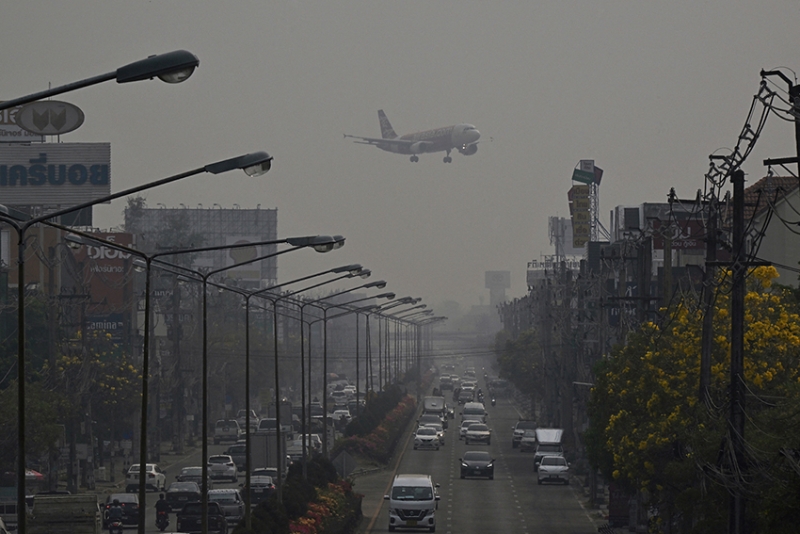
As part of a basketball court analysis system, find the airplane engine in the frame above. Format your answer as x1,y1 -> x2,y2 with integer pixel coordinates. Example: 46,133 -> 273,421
409,142 -> 429,154
459,144 -> 478,156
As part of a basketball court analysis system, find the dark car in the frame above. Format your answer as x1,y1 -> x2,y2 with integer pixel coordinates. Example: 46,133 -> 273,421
165,481 -> 201,511
225,443 -> 247,472
242,475 -> 276,505
176,501 -> 227,534
175,466 -> 213,489
460,450 -> 495,479
103,493 -> 139,527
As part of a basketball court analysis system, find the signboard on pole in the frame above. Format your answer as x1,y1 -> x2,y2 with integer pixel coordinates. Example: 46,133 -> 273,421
569,185 -> 591,247
0,103 -> 44,143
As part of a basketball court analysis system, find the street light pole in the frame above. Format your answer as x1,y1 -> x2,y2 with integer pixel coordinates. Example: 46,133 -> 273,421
0,150 -> 272,534
0,50 -> 199,111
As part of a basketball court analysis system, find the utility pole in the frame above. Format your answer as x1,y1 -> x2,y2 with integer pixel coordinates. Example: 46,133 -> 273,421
729,169 -> 746,534
700,193 -> 717,404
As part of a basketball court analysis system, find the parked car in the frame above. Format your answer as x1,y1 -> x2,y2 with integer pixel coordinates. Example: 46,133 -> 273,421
208,488 -> 244,525
103,493 -> 139,527
413,426 -> 440,450
125,463 -> 166,492
214,419 -> 243,445
460,451 -> 495,479
464,423 -> 492,445
537,455 -> 570,485
165,481 -> 201,511
208,455 -> 238,482
176,501 -> 227,534
511,420 -> 537,448
176,466 -> 214,489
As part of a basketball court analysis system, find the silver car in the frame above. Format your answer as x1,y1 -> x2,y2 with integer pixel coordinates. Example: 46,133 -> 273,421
537,455 -> 570,485
207,455 -> 238,482
207,488 -> 244,525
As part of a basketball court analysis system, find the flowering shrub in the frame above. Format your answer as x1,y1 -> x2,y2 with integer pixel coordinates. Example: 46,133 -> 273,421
333,395 -> 417,464
288,480 -> 361,534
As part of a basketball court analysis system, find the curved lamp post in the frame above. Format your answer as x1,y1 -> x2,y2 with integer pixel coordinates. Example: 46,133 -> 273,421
299,282 -> 388,456
0,50 -> 199,111
0,149 -> 272,534
62,229 -> 334,534
205,262 -> 362,520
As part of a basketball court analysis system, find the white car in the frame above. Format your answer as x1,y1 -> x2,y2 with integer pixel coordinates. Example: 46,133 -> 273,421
464,423 -> 492,445
207,454 -> 238,482
421,422 -> 445,445
125,463 -> 166,492
413,426 -> 440,450
332,409 -> 352,425
537,455 -> 570,485
459,419 -> 482,440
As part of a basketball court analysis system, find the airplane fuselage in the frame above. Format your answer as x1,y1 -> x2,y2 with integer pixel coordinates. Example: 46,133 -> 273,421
345,111 -> 481,162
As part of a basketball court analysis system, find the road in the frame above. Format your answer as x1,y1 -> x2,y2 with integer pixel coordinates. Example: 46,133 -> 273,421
365,355 -> 599,534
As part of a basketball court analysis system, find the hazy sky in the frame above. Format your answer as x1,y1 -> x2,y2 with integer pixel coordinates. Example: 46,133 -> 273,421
3,1 -> 800,310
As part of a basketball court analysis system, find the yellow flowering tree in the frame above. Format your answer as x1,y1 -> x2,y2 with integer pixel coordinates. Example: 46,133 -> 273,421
587,267 -> 800,533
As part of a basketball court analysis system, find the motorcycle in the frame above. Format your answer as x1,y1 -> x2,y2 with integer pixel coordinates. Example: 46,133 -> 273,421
491,397 -> 496,407
156,511 -> 170,532
108,518 -> 124,534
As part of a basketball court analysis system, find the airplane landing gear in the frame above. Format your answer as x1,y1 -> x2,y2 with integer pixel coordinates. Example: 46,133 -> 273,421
410,155 -> 419,162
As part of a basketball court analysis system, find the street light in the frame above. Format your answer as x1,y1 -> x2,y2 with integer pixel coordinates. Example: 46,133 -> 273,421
202,263 -> 362,515
0,50 -> 199,111
0,150 -> 272,534
60,229 -> 337,534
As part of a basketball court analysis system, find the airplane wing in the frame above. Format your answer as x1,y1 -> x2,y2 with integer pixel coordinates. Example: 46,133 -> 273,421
343,134 -> 417,147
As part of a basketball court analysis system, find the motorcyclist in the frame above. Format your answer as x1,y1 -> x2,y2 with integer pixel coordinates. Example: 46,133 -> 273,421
107,499 -> 124,533
155,493 -> 171,514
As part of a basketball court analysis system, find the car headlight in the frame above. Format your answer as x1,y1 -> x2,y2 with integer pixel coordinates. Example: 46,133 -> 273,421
486,463 -> 493,468
461,462 -> 468,468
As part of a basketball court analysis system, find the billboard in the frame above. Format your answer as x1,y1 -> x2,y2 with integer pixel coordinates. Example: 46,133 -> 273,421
0,142 -> 111,205
225,236 -> 264,282
0,103 -> 44,143
568,185 -> 591,247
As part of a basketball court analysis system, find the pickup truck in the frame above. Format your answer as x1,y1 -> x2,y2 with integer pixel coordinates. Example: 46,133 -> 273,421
176,501 -> 227,534
28,494 -> 101,534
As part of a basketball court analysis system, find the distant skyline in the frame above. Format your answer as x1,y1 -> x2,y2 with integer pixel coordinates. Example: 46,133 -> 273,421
3,1 -> 800,310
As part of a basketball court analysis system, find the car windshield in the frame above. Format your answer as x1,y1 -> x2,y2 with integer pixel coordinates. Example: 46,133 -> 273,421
463,451 -> 490,461
209,492 -> 237,502
391,486 -> 433,501
168,482 -> 198,492
209,456 -> 231,464
541,457 -> 567,466
523,429 -> 536,437
469,424 -> 488,431
181,467 -> 202,477
107,494 -> 137,503
538,444 -> 562,453
461,420 -> 479,428
518,421 -> 537,430
417,427 -> 436,435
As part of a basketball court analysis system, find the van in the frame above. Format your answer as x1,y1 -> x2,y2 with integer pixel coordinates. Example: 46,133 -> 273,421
461,402 -> 487,423
213,419 -> 242,444
383,474 -> 440,532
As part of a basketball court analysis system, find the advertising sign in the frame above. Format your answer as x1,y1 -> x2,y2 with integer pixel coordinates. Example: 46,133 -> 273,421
15,100 -> 85,135
569,185 -> 591,247
71,232 -> 134,313
0,142 -> 110,205
0,103 -> 44,143
225,236 -> 264,282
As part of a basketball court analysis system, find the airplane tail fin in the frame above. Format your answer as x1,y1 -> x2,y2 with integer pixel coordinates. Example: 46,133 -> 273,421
378,110 -> 398,139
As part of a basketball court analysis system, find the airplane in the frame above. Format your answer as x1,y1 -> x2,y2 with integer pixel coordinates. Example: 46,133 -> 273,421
344,110 -> 481,163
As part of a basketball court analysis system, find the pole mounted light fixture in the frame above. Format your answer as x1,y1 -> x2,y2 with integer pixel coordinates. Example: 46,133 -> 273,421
0,49 -> 200,111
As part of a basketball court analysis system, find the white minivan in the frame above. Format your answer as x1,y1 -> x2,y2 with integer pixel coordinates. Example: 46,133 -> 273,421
384,474 -> 440,532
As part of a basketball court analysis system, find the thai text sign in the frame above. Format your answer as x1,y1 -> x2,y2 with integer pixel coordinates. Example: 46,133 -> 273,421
0,142 -> 111,205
